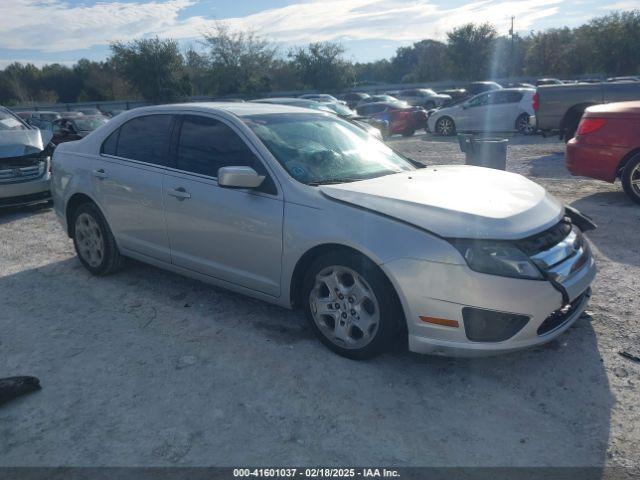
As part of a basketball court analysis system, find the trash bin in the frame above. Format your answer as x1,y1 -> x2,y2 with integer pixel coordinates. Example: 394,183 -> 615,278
457,134 -> 508,170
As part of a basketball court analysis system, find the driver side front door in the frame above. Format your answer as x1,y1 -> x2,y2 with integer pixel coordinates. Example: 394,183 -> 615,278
163,114 -> 284,297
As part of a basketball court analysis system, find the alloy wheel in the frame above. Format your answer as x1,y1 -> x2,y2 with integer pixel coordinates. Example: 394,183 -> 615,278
631,163 -> 640,196
437,117 -> 454,136
75,213 -> 105,268
309,266 -> 380,349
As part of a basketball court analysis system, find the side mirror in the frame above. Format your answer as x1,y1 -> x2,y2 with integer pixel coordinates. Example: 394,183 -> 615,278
218,166 -> 265,189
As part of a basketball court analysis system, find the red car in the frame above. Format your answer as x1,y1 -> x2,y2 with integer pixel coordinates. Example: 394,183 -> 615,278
355,102 -> 428,138
566,101 -> 640,204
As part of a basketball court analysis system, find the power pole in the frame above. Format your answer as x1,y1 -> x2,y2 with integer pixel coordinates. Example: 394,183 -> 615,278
509,16 -> 515,77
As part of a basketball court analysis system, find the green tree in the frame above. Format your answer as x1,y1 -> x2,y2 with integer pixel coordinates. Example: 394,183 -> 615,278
110,37 -> 190,102
447,23 -> 497,80
290,42 -> 354,90
202,24 -> 278,95
391,40 -> 449,82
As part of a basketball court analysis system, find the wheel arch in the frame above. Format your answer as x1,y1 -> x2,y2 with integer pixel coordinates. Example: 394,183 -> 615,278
65,192 -> 100,237
617,148 -> 640,178
560,103 -> 595,133
289,243 -> 406,325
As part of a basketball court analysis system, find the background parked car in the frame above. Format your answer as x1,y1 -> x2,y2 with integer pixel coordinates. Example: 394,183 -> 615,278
50,115 -> 109,145
356,102 -> 428,137
566,101 -> 640,204
465,81 -> 503,96
394,88 -> 451,109
253,98 -> 382,139
299,94 -> 345,105
0,106 -> 52,208
428,88 -> 535,136
606,76 -> 640,83
356,94 -> 403,106
533,80 -> 640,141
536,78 -> 564,86
339,92 -> 370,109
75,108 -> 105,117
15,111 -> 61,129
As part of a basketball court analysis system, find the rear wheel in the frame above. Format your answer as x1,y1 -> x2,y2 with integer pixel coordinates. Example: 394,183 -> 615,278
302,251 -> 402,359
621,153 -> 640,205
516,113 -> 533,134
72,203 -> 123,275
435,116 -> 456,136
401,127 -> 415,137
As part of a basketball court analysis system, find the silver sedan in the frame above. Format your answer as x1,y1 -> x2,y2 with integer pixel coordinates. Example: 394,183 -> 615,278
52,103 -> 596,359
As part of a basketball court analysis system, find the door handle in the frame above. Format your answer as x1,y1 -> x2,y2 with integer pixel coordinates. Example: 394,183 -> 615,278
93,168 -> 108,179
168,187 -> 191,200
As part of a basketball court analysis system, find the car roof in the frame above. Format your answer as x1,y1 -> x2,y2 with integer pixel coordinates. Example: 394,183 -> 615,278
127,102 -> 329,117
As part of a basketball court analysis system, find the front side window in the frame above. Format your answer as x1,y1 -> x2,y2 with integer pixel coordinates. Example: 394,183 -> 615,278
102,114 -> 173,165
244,113 -> 413,185
176,115 -> 262,177
467,93 -> 490,107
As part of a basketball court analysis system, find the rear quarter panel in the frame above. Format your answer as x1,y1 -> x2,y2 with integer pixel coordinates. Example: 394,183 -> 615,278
51,141 -> 97,229
537,84 -> 603,131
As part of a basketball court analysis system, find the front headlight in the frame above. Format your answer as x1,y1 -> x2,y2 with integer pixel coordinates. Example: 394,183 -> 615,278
450,240 -> 543,280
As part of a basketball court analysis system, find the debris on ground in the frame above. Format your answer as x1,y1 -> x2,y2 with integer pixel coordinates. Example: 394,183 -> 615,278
0,376 -> 41,406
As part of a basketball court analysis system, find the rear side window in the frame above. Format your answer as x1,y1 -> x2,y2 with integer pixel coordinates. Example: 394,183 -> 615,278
101,130 -> 118,155
176,115 -> 262,177
101,114 -> 174,166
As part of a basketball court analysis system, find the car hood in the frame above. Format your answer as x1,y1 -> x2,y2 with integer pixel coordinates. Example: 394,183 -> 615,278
320,166 -> 563,240
0,129 -> 52,159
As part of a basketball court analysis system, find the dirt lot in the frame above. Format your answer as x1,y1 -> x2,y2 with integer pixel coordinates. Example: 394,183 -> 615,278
0,134 -> 638,467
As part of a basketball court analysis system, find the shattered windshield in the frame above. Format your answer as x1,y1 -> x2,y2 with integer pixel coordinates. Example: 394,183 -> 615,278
244,113 -> 413,185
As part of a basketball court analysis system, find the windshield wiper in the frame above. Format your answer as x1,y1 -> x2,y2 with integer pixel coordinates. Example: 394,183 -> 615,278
308,177 -> 363,186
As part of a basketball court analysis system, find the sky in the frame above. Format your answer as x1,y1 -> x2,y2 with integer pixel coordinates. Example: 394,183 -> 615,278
0,0 -> 637,68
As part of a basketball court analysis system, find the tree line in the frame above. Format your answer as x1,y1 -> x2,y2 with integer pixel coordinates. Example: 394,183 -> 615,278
1,10 -> 638,106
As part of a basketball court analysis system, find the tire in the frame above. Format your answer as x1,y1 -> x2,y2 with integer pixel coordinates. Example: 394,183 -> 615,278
435,116 -> 456,136
401,127 -> 415,137
71,202 -> 123,275
561,109 -> 584,143
621,153 -> 640,205
301,251 -> 403,360
515,113 -> 533,135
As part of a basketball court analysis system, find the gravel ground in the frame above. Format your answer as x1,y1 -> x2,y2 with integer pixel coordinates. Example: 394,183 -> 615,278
0,133 -> 638,468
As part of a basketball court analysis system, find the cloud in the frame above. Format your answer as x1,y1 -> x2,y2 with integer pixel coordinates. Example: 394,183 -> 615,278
0,0 -> 564,54
0,0 -> 193,52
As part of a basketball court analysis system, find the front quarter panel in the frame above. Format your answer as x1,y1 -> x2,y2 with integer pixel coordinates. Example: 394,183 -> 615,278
280,191 -> 464,307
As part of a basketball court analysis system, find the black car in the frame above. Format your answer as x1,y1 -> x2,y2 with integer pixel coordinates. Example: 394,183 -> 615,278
340,92 -> 370,109
51,116 -> 108,145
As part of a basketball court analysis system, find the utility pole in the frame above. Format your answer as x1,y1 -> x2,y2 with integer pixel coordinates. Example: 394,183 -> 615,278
509,16 -> 515,77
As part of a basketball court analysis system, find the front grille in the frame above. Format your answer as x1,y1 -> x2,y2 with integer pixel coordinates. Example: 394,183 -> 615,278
537,289 -> 589,336
516,219 -> 572,256
0,160 -> 46,184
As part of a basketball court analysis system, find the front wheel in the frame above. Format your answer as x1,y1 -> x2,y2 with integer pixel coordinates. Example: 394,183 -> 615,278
302,251 -> 402,359
72,203 -> 123,275
621,153 -> 640,205
435,116 -> 456,136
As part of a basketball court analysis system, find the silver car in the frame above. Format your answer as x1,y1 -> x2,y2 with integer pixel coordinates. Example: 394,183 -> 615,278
0,107 -> 52,208
52,103 -> 596,359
